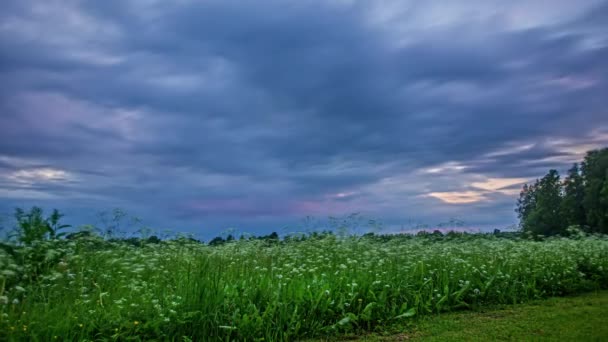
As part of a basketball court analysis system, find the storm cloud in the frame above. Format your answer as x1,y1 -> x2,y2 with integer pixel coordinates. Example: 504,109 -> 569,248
1,0 -> 607,238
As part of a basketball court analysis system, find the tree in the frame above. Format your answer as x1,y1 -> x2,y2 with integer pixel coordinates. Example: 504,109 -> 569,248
581,148 -> 608,233
208,236 -> 225,246
515,146 -> 608,236
517,170 -> 564,236
516,183 -> 538,227
560,163 -> 587,228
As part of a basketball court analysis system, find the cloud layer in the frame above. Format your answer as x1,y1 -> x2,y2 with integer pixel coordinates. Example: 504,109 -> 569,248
1,0 -> 607,237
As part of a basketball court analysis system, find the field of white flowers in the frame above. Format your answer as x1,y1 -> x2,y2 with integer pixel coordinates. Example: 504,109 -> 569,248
1,234 -> 608,341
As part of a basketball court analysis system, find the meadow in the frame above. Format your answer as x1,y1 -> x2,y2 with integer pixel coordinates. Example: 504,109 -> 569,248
1,232 -> 608,341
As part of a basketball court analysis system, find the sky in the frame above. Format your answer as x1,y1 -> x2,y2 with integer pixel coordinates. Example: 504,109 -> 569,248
1,0 -> 607,239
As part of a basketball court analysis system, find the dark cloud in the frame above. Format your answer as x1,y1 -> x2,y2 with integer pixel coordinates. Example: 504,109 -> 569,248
0,0 -> 607,238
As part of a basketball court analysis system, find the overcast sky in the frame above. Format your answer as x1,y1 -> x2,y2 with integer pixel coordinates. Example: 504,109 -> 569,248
1,0 -> 607,238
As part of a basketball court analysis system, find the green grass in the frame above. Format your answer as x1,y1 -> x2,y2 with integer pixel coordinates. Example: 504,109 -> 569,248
1,234 -> 608,341
353,290 -> 608,341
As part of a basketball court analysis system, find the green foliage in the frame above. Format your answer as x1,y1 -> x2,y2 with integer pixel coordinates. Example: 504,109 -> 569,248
516,183 -> 536,226
582,147 -> 608,233
517,170 -> 563,236
12,207 -> 70,245
1,234 -> 607,341
516,146 -> 608,236
561,163 -> 587,228
208,231 -> 281,246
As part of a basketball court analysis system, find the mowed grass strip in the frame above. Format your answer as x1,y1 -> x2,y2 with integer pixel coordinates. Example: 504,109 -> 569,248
352,290 -> 608,341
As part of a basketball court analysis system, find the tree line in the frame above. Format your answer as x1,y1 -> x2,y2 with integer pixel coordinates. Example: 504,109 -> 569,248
516,147 -> 608,236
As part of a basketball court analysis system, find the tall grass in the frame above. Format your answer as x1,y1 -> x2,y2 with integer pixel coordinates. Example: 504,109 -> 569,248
1,234 -> 607,341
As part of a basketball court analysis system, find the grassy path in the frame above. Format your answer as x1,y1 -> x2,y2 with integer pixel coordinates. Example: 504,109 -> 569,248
352,290 -> 608,341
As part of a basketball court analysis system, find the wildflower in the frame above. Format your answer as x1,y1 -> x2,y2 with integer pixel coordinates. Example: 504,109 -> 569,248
14,286 -> 26,292
12,298 -> 19,305
0,296 -> 8,305
134,321 -> 140,325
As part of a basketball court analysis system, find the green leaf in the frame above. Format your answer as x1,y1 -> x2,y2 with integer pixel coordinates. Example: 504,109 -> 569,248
393,307 -> 416,319
361,302 -> 375,321
219,325 -> 237,330
337,316 -> 351,326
